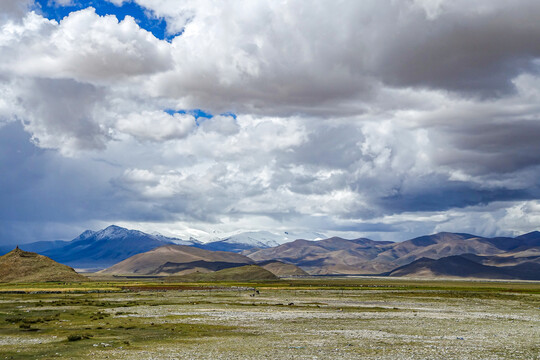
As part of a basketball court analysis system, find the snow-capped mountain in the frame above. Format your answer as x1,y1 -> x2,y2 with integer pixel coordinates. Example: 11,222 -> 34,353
39,225 -> 198,268
196,230 -> 326,253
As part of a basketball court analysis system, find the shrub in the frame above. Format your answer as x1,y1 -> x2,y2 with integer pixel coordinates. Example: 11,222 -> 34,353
67,334 -> 93,341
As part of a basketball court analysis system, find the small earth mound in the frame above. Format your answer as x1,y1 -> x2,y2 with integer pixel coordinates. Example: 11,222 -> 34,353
167,265 -> 278,282
258,260 -> 309,277
0,247 -> 88,283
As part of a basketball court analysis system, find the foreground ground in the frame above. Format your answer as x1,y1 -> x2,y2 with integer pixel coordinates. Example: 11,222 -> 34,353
0,277 -> 539,359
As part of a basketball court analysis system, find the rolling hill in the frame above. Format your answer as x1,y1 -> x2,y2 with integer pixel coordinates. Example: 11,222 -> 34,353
387,254 -> 540,280
245,237 -> 395,274
245,232 -> 540,275
0,247 -> 87,283
100,245 -> 254,275
150,260 -> 250,276
167,265 -> 278,282
258,260 -> 309,277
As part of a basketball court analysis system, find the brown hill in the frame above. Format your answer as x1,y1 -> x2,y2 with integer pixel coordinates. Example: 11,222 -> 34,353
245,237 -> 394,274
387,254 -> 540,280
258,260 -> 309,277
100,245 -> 254,275
151,260 -> 250,276
167,265 -> 278,282
245,232 -> 540,275
0,247 -> 87,283
372,233 -> 505,267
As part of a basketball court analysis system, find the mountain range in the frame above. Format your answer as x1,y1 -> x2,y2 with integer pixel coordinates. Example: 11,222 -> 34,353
0,226 -> 324,268
15,225 -> 199,269
193,230 -> 326,252
244,231 -> 540,275
1,225 -> 540,280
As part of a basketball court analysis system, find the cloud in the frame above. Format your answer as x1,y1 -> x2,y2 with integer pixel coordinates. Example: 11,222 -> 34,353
117,111 -> 196,141
0,0 -> 32,21
372,1 -> 540,96
13,78 -> 108,155
1,1 -> 540,243
0,8 -> 172,83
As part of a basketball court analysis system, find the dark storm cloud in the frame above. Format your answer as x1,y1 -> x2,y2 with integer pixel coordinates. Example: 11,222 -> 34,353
375,2 -> 540,96
377,176 -> 533,214
0,122 -> 176,243
433,119 -> 540,174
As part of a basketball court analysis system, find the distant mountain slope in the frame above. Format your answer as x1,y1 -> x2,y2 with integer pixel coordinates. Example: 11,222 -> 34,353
101,245 -> 254,275
0,247 -> 87,283
258,260 -> 309,277
196,230 -> 326,253
151,260 -> 251,276
372,232 -> 508,267
245,232 -> 540,275
460,252 -> 540,267
19,240 -> 71,254
167,265 -> 278,282
387,254 -> 540,280
1,240 -> 70,256
41,225 -> 197,268
246,237 -> 395,274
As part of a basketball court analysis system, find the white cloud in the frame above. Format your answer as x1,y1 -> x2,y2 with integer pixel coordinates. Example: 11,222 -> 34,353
2,1 -> 540,242
117,111 -> 196,141
0,8 -> 172,83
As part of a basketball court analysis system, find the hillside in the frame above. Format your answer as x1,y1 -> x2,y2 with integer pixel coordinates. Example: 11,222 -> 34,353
150,260 -> 250,276
387,254 -> 540,280
0,247 -> 87,283
245,232 -> 540,275
372,232 -> 505,267
167,265 -> 278,282
245,237 -> 396,274
101,245 -> 254,275
258,260 -> 309,277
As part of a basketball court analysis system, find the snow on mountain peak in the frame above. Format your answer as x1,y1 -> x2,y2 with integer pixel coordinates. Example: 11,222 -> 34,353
216,230 -> 327,248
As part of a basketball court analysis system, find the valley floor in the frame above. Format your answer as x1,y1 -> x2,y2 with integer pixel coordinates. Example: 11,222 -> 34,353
0,278 -> 539,359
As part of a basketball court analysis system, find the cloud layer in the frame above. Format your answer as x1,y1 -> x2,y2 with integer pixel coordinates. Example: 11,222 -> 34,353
1,0 -> 540,243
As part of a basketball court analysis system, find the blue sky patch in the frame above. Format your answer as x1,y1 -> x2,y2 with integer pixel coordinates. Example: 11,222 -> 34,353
32,0 -> 175,40
165,109 -> 214,120
165,109 -> 238,126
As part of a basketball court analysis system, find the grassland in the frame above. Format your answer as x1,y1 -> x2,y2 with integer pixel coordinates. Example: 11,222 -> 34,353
0,277 -> 539,359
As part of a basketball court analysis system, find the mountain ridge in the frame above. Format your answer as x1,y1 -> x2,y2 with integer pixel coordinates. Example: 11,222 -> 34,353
245,231 -> 540,275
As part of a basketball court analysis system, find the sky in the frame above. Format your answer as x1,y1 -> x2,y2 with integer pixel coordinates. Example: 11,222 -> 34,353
1,0 -> 540,244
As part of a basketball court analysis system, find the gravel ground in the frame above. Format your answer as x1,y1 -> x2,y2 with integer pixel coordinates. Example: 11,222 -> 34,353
95,290 -> 540,360
2,286 -> 539,359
